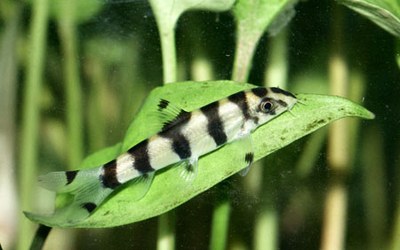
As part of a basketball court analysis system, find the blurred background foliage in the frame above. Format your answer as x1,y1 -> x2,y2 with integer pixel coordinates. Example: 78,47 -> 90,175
1,0 -> 400,249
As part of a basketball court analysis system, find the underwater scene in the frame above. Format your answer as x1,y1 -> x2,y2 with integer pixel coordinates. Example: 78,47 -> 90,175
0,0 -> 399,249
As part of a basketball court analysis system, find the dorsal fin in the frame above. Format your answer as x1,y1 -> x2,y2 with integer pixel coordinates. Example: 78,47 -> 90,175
157,99 -> 191,132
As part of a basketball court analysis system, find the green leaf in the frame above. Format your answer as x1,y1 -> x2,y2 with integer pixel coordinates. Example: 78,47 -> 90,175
25,80 -> 374,228
149,0 -> 236,29
233,0 -> 296,36
338,0 -> 400,38
231,0 -> 297,81
148,0 -> 236,82
50,0 -> 103,24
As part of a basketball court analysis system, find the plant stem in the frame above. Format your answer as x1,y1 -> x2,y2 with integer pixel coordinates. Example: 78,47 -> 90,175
0,1 -> 21,248
157,212 -> 176,250
390,195 -> 400,250
17,0 -> 49,249
321,6 -> 349,250
159,26 -> 177,83
361,126 -> 386,250
232,27 -> 261,82
58,1 -> 83,169
264,29 -> 288,88
254,200 -> 278,250
210,198 -> 231,250
253,28 -> 289,250
29,224 -> 51,250
149,1 -> 178,249
148,0 -> 178,84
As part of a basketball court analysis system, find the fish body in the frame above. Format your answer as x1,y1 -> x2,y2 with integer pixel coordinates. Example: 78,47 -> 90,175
39,87 -> 297,222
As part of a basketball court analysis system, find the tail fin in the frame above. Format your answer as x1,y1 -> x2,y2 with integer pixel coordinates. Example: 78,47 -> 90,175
38,167 -> 113,223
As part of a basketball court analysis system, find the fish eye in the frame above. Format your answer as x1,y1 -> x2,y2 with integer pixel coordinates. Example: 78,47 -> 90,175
260,100 -> 274,113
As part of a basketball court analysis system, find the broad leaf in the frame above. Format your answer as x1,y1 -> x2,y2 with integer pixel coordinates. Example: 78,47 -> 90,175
25,81 -> 374,228
338,0 -> 400,38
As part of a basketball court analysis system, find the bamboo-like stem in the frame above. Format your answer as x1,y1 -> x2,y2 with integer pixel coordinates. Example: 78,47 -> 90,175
254,197 -> 278,250
218,18 -> 262,250
29,224 -> 51,250
361,126 -> 387,250
390,45 -> 400,249
232,26 -> 262,82
148,0 -> 178,84
210,198 -> 231,250
295,128 -> 328,178
0,1 -> 21,248
390,193 -> 400,250
17,0 -> 49,249
87,59 -> 107,152
159,27 -> 177,83
58,1 -> 83,169
157,212 -> 176,250
149,2 -> 178,249
321,7 -> 349,250
321,181 -> 348,250
264,29 -> 288,88
252,29 -> 289,250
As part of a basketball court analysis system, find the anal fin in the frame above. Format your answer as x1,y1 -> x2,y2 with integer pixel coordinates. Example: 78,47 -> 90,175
129,172 -> 155,200
236,135 -> 255,177
240,152 -> 254,176
178,157 -> 199,182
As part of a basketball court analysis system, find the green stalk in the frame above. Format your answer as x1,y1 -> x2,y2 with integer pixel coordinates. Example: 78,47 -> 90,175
0,1 -> 21,249
295,128 -> 328,178
264,29 -> 288,88
17,0 -> 49,249
390,191 -> 400,250
158,26 -> 177,83
148,1 -> 178,248
149,0 -> 177,84
157,211 -> 176,250
361,126 -> 386,250
254,192 -> 278,250
29,225 -> 51,250
58,1 -> 83,169
231,26 -> 262,82
87,58 -> 106,151
321,7 -> 349,250
252,28 -> 289,250
209,198 -> 231,250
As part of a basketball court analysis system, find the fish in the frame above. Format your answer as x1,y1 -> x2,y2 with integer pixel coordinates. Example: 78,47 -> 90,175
38,86 -> 297,222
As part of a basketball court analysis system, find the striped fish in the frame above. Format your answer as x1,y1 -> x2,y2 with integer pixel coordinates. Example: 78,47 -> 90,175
39,87 -> 297,222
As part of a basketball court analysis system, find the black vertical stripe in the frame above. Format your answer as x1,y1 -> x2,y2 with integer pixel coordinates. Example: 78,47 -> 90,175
128,139 -> 155,173
228,91 -> 251,120
159,128 -> 192,160
171,133 -> 191,159
65,170 -> 78,185
101,159 -> 121,189
251,87 -> 268,97
200,101 -> 227,146
158,108 -> 192,160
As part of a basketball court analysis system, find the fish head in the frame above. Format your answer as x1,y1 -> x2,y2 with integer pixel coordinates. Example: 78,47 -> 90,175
247,87 -> 297,126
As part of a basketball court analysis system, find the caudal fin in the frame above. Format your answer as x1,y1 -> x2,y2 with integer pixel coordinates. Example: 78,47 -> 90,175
38,167 -> 113,223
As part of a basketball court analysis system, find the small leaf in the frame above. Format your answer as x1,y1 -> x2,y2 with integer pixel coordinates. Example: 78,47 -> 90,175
149,0 -> 236,30
25,81 -> 374,228
233,0 -> 297,36
338,0 -> 400,38
50,0 -> 103,24
231,0 -> 298,81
